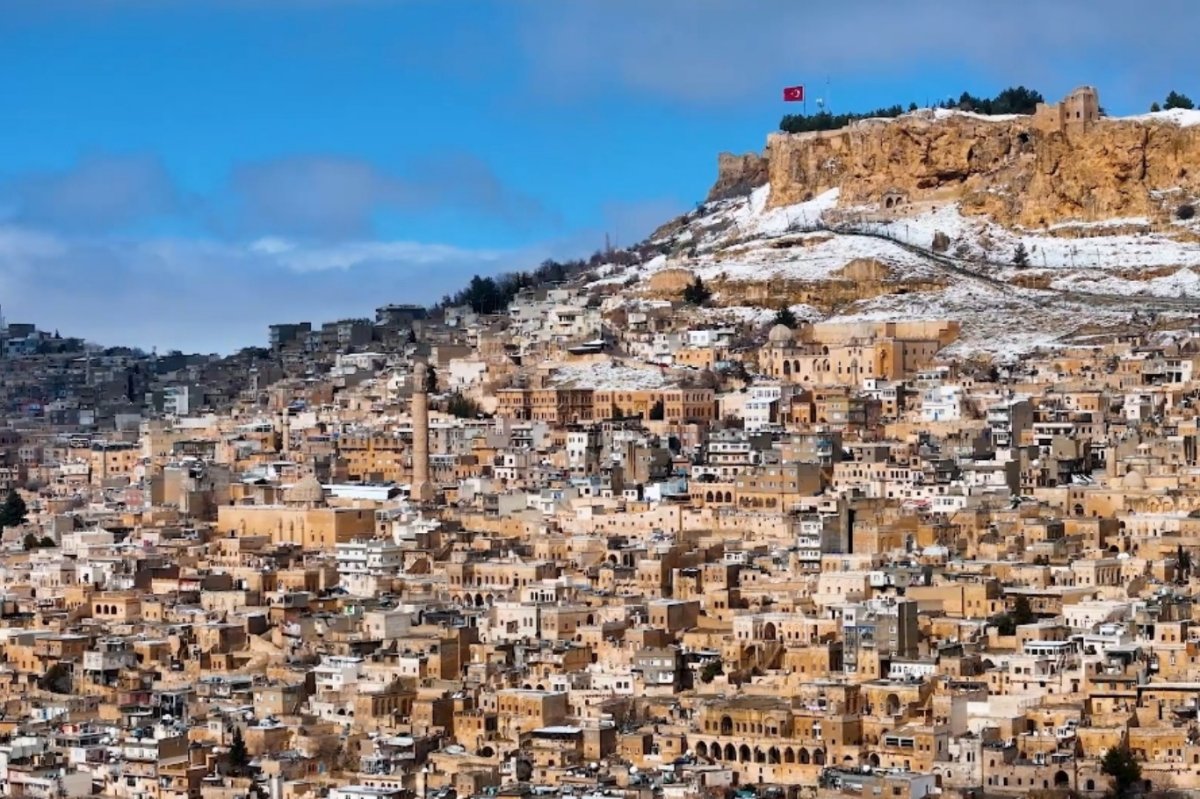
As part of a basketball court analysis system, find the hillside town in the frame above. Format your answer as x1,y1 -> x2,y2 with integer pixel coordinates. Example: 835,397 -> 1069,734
3,251 -> 1200,799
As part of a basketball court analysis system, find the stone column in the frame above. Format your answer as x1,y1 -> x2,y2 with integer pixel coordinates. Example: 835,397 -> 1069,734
411,362 -> 433,503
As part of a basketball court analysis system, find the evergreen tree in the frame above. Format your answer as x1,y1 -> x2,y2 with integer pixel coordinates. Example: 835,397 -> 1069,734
0,490 -> 27,528
424,365 -> 438,394
1013,242 -> 1029,268
446,393 -> 482,419
989,613 -> 1016,636
781,86 -> 1043,134
1178,544 -> 1193,580
773,306 -> 798,328
38,662 -> 72,694
22,533 -> 37,551
1165,91 -> 1196,110
1012,595 -> 1035,626
1101,744 -> 1142,799
1150,101 -> 1162,113
229,726 -> 249,773
682,276 -> 712,306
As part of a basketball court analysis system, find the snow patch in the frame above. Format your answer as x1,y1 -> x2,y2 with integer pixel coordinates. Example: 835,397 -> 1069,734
1119,108 -> 1200,127
931,108 -> 1023,123
1052,267 -> 1200,299
550,361 -> 674,391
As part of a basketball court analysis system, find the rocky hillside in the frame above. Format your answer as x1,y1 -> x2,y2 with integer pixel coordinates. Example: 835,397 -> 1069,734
593,96 -> 1200,361
723,105 -> 1200,228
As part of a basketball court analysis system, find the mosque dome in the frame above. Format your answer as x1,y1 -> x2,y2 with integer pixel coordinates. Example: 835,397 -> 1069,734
286,474 -> 326,506
768,323 -> 794,345
1122,469 -> 1146,490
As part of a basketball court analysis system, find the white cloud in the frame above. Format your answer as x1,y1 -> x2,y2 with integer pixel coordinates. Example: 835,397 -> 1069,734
225,153 -> 554,239
0,154 -> 180,231
254,239 -> 509,273
0,225 -> 546,353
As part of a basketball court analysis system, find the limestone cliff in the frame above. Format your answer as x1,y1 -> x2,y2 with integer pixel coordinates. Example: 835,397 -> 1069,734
754,110 -> 1200,227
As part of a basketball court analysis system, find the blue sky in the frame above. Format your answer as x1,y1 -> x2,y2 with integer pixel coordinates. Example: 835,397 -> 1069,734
0,0 -> 1195,353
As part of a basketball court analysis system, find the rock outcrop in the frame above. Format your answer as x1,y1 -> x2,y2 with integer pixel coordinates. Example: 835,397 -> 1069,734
750,106 -> 1200,228
707,151 -> 769,201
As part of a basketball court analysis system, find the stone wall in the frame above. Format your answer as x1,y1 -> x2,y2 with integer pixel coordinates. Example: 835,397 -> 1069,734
707,151 -> 769,201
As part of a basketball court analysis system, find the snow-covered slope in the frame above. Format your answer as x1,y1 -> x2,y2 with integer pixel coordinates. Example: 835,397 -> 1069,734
588,184 -> 1200,360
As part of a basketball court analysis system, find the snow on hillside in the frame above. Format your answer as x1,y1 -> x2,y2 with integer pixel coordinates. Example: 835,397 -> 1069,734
1120,108 -> 1200,127
729,185 -> 840,238
621,189 -> 942,286
550,361 -> 673,390
703,304 -> 821,326
930,108 -> 1022,123
828,279 -> 1132,360
870,203 -> 1200,275
626,190 -> 1200,292
694,234 -> 941,284
585,175 -> 1200,358
1051,267 -> 1200,298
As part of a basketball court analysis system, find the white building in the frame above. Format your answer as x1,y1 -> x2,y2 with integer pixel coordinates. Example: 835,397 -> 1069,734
313,655 -> 363,693
335,539 -> 406,576
920,385 -> 963,423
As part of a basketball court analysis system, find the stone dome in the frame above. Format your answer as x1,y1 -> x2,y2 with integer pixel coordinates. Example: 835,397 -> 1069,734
1122,469 -> 1146,490
767,323 -> 794,344
286,474 -> 326,506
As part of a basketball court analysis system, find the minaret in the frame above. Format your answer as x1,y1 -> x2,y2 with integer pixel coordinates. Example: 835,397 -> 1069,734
411,362 -> 433,503
280,411 -> 291,459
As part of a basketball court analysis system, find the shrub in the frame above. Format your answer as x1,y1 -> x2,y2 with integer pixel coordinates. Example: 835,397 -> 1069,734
1177,203 -> 1196,221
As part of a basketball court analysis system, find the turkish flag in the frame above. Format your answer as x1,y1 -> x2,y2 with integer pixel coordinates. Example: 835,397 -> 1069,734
783,85 -> 805,102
